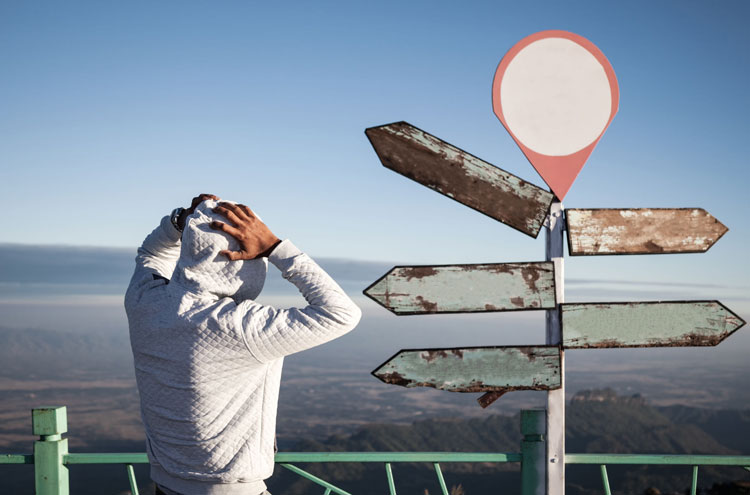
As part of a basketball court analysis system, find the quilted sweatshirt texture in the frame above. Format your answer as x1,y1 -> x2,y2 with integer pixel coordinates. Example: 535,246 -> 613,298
125,203 -> 361,495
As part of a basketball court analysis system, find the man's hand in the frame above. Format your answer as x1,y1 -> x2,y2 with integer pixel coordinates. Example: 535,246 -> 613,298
210,202 -> 281,260
178,193 -> 220,231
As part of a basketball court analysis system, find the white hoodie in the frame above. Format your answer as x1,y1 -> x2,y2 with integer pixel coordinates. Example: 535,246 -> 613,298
125,201 -> 362,495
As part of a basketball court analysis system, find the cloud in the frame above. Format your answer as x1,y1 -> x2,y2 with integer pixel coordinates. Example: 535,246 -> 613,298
0,243 -> 134,285
1,244 -> 747,316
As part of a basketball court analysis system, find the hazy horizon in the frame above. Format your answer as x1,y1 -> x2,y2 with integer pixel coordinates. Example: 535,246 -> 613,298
1,242 -> 747,419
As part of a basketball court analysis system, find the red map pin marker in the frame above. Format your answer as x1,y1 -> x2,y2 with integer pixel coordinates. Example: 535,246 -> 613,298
492,30 -> 619,201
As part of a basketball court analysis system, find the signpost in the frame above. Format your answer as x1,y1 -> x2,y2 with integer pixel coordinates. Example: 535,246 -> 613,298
561,301 -> 745,348
364,262 -> 556,314
363,29 -> 745,495
365,122 -> 554,238
372,346 -> 561,394
566,208 -> 728,255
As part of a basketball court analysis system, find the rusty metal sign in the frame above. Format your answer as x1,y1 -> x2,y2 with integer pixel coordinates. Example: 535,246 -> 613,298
566,208 -> 728,256
364,262 -> 556,315
561,301 -> 746,348
372,345 -> 561,394
365,122 -> 554,238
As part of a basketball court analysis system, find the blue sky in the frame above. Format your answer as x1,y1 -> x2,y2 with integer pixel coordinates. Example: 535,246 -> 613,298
2,1 -> 749,296
1,1 -> 749,419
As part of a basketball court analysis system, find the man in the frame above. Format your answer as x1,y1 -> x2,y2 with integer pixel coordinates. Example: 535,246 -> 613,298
125,194 -> 362,495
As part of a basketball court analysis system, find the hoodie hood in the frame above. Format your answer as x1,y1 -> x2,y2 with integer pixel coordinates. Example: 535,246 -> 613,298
172,199 -> 267,301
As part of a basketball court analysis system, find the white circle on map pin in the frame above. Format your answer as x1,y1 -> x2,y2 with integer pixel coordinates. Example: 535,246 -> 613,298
492,30 -> 619,201
500,37 -> 612,156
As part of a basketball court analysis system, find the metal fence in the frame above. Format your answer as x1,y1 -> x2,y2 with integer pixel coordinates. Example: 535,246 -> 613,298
1,407 -> 748,495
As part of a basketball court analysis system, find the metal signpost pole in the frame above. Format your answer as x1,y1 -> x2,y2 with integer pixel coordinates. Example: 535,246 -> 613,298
521,409 -> 547,495
545,200 -> 565,495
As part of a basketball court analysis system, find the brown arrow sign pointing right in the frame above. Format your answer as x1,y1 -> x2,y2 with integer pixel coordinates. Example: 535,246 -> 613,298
566,208 -> 728,255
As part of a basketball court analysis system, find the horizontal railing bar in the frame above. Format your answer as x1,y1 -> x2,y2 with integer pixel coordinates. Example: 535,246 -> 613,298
60,451 -> 521,465
5,451 -> 746,467
566,454 -> 750,466
65,453 -> 149,464
0,454 -> 34,464
274,452 -> 522,463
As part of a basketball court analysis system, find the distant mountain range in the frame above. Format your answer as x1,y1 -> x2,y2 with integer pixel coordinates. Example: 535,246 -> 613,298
0,326 -> 133,378
0,243 -> 390,297
3,242 -> 747,304
1,378 -> 748,495
267,389 -> 750,495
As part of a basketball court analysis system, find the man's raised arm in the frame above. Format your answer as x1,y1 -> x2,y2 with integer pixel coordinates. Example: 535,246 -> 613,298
211,202 -> 362,362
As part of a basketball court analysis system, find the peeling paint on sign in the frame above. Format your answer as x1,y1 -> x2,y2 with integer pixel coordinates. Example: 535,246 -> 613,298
566,208 -> 728,255
365,122 -> 554,238
372,346 -> 562,392
561,301 -> 746,348
364,262 -> 556,314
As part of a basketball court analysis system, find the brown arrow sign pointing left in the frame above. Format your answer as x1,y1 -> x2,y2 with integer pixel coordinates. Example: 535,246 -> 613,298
365,122 -> 554,238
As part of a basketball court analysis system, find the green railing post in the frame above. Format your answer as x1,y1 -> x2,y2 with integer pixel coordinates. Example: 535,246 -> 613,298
600,465 -> 612,495
33,406 -> 69,495
521,409 -> 546,495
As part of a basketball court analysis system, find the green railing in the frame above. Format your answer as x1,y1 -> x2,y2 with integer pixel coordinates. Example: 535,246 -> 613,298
2,406 -> 748,495
566,454 -> 750,495
5,450 -> 521,495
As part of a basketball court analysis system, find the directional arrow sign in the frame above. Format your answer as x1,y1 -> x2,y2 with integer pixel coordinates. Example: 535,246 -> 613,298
561,301 -> 746,348
365,122 -> 554,238
364,262 -> 556,314
566,208 -> 728,256
372,346 -> 561,393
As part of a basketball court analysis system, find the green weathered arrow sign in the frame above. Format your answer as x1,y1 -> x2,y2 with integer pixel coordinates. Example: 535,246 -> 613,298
364,262 -> 556,315
372,346 -> 562,393
561,301 -> 746,348
365,122 -> 554,238
566,208 -> 728,256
